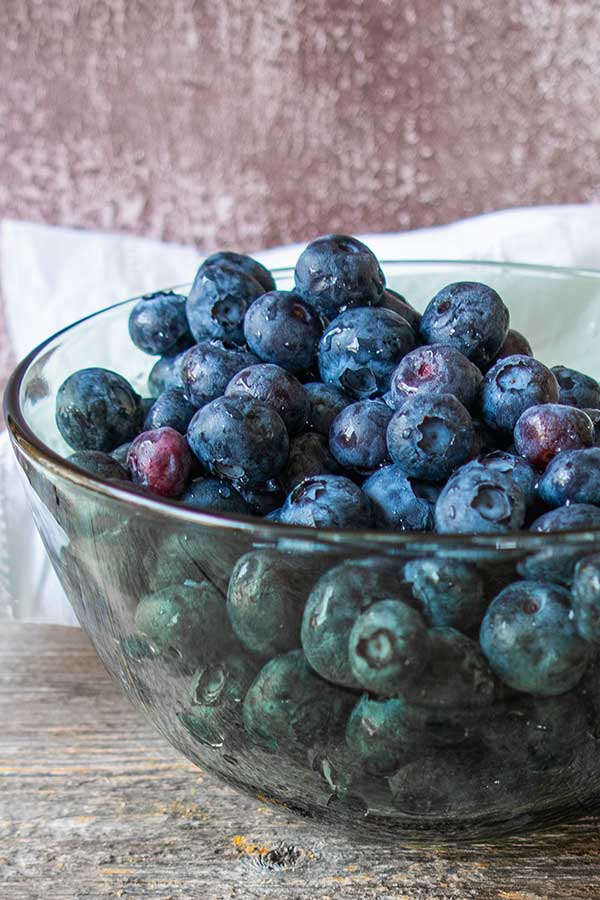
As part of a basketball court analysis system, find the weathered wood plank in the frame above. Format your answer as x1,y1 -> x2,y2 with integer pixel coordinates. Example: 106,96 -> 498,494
1,623 -> 600,899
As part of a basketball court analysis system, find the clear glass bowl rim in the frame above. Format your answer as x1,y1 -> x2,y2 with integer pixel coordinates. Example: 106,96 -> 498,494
6,257 -> 600,554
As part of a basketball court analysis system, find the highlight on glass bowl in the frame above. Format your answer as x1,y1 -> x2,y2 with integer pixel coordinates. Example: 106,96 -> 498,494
6,235 -> 600,841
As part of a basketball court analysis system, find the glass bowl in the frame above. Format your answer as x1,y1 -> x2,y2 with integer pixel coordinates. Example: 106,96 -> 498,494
6,260 -> 600,842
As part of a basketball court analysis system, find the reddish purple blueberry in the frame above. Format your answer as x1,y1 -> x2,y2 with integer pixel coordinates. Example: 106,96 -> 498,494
514,404 -> 594,468
127,427 -> 193,497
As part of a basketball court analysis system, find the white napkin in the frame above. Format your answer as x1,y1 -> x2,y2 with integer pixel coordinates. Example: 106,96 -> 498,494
3,204 -> 600,625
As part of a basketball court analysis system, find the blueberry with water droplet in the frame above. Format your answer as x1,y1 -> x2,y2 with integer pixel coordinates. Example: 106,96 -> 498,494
197,250 -> 275,293
225,363 -> 309,434
243,290 -> 322,373
386,393 -> 475,482
187,395 -> 289,486
186,264 -> 265,344
56,367 -> 143,452
481,355 -> 559,433
304,382 -> 351,435
294,234 -> 385,319
279,474 -> 374,529
129,291 -> 193,356
435,458 -> 527,533
362,465 -> 435,531
181,339 -> 258,407
319,307 -> 415,399
329,399 -> 393,474
144,388 -> 198,433
514,403 -> 594,469
180,477 -> 251,514
420,281 -> 509,368
390,344 -> 482,410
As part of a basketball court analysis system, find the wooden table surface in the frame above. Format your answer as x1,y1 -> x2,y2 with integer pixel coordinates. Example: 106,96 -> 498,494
2,623 -> 600,899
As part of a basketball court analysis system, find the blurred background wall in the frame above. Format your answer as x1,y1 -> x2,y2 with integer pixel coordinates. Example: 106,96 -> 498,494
2,0 -> 600,253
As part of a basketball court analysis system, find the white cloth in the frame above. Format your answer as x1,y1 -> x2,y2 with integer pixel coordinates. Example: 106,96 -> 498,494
2,204 -> 600,624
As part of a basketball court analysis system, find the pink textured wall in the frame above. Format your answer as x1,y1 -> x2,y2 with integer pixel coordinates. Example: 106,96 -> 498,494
2,0 -> 600,254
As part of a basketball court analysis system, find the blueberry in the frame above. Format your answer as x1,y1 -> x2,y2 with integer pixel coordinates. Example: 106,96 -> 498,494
420,282 -> 510,368
180,477 -> 251,515
187,395 -> 289,486
144,388 -> 197,433
186,264 -> 265,344
225,363 -> 309,434
243,649 -> 351,750
345,695 -> 424,774
380,288 -> 422,331
552,365 -> 600,409
520,503 -> 600,586
181,653 -> 259,748
471,450 -> 537,505
390,344 -> 483,410
572,555 -> 600,643
147,527 -> 245,598
481,581 -> 591,695
301,560 -> 412,688
128,291 -> 193,356
279,475 -> 373,529
304,382 -> 351,435
434,459 -> 527,533
294,234 -> 385,319
480,355 -> 559,433
134,580 -> 233,662
386,393 -> 474,482
127,427 -> 193,497
514,404 -> 594,468
243,291 -> 322,373
318,307 -> 415,399
348,600 -> 430,695
197,250 -> 275,293
56,367 -> 143,452
67,450 -> 129,481
148,352 -> 186,396
362,465 -> 434,531
227,550 -> 309,657
538,448 -> 600,508
404,558 -> 487,631
529,502 -> 600,532
181,339 -> 258,407
329,399 -> 393,474
236,480 -> 285,516
282,432 -> 339,493
493,328 -> 533,362
401,626 -> 496,709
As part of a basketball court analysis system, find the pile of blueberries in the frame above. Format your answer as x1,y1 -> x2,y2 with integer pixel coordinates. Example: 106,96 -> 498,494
53,234 -> 600,812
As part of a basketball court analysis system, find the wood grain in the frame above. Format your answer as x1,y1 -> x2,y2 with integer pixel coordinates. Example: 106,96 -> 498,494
1,623 -> 600,899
